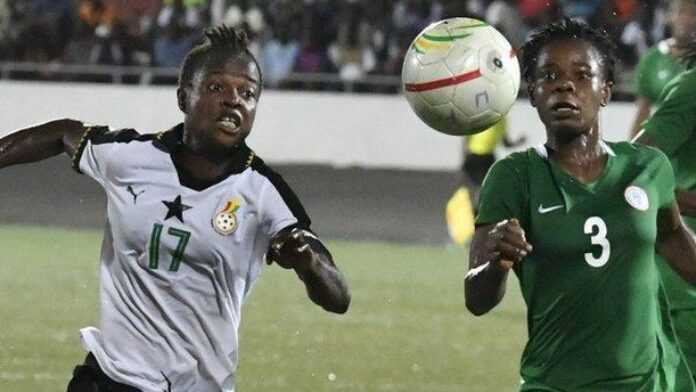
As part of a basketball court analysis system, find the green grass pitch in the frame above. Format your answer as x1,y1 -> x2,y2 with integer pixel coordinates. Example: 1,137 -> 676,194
0,225 -> 526,391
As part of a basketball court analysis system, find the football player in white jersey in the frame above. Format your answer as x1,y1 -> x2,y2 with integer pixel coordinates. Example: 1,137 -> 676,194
0,26 -> 351,392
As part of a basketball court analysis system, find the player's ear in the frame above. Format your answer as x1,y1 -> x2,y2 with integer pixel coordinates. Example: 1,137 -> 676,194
177,87 -> 188,113
527,83 -> 536,107
600,80 -> 613,107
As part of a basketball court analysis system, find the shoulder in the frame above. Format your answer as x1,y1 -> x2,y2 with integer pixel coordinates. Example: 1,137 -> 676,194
637,41 -> 674,69
85,127 -> 162,156
638,45 -> 664,64
248,155 -> 289,188
247,156 -> 311,227
88,127 -> 155,145
491,147 -> 538,173
482,148 -> 536,185
612,141 -> 670,167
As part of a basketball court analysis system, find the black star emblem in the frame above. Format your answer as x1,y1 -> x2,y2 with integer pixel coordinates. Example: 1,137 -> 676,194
162,195 -> 192,223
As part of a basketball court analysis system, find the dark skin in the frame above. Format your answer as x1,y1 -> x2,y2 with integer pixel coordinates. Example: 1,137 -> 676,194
175,52 -> 260,184
465,39 -> 696,316
0,52 -> 350,314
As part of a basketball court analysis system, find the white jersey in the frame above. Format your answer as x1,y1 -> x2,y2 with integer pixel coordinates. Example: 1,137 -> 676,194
73,124 -> 310,392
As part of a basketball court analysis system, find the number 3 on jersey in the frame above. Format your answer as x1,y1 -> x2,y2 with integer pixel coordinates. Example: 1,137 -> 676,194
584,216 -> 611,267
149,223 -> 191,271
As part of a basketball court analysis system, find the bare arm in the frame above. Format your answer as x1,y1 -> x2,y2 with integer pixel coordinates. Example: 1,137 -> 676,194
0,119 -> 86,170
464,219 -> 532,316
268,227 -> 350,314
629,97 -> 652,139
676,190 -> 696,218
657,203 -> 696,285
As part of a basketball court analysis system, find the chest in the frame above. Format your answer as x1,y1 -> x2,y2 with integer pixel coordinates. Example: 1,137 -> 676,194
102,165 -> 265,276
526,174 -> 659,270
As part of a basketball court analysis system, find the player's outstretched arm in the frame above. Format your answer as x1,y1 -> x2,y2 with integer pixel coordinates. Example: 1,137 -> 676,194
268,227 -> 350,314
657,203 -> 696,285
465,219 -> 532,316
0,119 -> 86,170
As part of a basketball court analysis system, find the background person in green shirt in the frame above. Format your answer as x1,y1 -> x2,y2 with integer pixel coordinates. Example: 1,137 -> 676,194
466,18 -> 696,391
629,0 -> 696,138
636,40 -> 696,388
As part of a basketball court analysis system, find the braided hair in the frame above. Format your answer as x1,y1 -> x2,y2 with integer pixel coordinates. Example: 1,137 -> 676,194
179,25 -> 263,89
520,17 -> 617,85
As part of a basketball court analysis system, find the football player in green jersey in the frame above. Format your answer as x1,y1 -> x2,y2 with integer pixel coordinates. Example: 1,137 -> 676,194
629,0 -> 696,138
466,18 -> 696,391
636,40 -> 696,389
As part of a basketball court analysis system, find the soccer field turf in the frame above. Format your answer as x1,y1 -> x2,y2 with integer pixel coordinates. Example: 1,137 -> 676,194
0,225 -> 526,391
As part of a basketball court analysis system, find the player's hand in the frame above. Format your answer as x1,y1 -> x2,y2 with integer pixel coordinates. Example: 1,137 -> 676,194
485,219 -> 532,271
267,228 -> 314,270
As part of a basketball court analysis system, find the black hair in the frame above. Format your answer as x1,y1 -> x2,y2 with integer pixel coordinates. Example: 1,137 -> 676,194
179,25 -> 263,89
520,17 -> 617,84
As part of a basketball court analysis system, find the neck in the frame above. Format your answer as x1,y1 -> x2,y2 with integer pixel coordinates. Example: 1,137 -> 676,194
546,125 -> 607,183
174,143 -> 250,183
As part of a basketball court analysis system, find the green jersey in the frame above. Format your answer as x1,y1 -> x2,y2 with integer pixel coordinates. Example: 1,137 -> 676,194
642,67 -> 696,380
476,142 -> 685,391
643,67 -> 696,228
635,39 -> 684,104
643,68 -> 696,310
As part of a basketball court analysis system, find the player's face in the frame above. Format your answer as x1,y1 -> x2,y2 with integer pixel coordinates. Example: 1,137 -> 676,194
670,2 -> 696,43
180,53 -> 261,154
529,39 -> 611,139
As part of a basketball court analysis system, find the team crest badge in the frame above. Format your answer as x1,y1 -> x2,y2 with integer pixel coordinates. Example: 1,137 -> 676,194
624,185 -> 649,211
213,198 -> 243,235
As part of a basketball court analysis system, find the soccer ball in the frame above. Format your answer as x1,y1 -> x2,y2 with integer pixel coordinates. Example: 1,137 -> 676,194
402,18 -> 520,136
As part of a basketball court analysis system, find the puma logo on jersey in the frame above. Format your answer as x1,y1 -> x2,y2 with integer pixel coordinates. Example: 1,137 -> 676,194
126,185 -> 145,204
538,204 -> 563,214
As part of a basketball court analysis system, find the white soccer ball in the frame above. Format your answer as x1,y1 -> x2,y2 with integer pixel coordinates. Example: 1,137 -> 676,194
402,18 -> 520,136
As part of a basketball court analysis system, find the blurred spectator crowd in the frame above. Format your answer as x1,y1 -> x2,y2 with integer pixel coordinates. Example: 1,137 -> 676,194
0,0 -> 671,93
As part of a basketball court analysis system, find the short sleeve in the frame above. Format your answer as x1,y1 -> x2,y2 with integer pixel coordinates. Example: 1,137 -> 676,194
475,156 -> 528,226
642,74 -> 696,156
256,166 -> 312,238
73,127 -> 142,188
73,126 -> 113,186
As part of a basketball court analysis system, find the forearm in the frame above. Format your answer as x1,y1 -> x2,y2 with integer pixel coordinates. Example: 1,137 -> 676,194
676,190 -> 696,217
658,224 -> 696,286
658,204 -> 696,286
464,261 -> 508,316
295,247 -> 351,314
0,119 -> 84,169
464,227 -> 509,316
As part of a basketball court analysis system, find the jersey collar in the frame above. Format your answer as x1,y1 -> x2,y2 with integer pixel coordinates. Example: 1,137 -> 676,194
532,141 -> 616,211
533,140 -> 615,160
154,123 -> 253,170
153,123 -> 256,191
